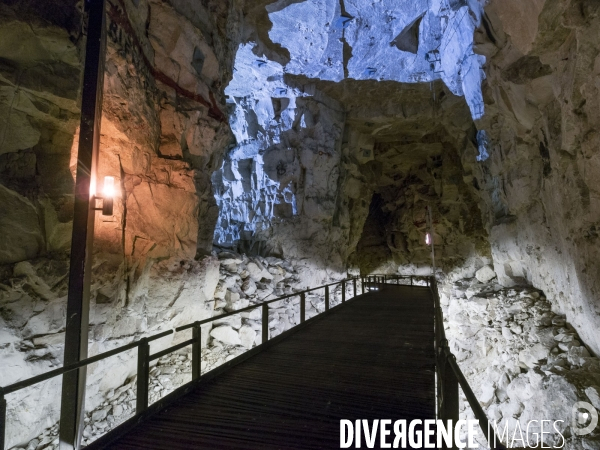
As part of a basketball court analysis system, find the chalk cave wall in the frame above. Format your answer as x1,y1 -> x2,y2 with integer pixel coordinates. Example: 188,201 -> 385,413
0,0 -> 242,445
213,0 -> 494,280
470,0 -> 600,356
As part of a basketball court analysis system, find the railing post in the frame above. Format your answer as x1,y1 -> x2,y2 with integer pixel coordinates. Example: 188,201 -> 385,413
439,351 -> 459,449
300,293 -> 306,323
136,338 -> 150,414
60,1 -> 108,447
262,303 -> 269,343
0,388 -> 6,450
342,281 -> 346,303
324,286 -> 329,312
361,277 -> 365,294
192,322 -> 201,381
411,276 -> 413,286
353,278 -> 357,297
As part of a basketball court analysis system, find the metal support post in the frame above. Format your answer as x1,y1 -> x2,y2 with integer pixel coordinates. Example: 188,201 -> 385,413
136,339 -> 150,414
324,286 -> 329,311
353,278 -> 357,297
262,303 -> 269,343
361,278 -> 365,294
300,293 -> 306,322
0,389 -> 6,450
192,322 -> 201,380
440,358 -> 459,450
60,0 -> 107,448
342,281 -> 346,303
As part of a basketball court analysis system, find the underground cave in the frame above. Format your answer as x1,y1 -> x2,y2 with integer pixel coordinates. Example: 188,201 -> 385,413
1,0 -> 600,448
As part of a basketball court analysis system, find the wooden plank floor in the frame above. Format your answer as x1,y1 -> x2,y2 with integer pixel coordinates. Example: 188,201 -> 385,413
106,285 -> 435,450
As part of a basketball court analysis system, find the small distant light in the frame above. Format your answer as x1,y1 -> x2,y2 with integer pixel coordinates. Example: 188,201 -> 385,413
583,413 -> 589,420
425,233 -> 431,245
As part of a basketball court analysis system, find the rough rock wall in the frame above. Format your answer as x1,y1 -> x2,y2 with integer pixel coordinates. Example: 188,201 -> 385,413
266,0 -> 489,119
0,0 -> 243,447
212,43 -> 348,275
285,77 -> 493,276
442,276 -> 600,449
212,0 -> 495,279
350,137 -> 489,275
469,0 -> 600,355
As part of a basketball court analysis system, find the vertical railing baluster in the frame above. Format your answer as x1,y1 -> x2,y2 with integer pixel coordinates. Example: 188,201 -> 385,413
262,303 -> 269,343
342,281 -> 346,303
325,286 -> 329,311
353,278 -> 357,297
440,352 -> 459,447
192,322 -> 201,381
361,277 -> 365,294
411,276 -> 413,286
300,293 -> 306,323
136,338 -> 150,414
0,388 -> 6,450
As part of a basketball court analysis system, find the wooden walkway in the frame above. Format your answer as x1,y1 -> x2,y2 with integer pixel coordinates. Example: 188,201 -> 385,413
106,285 -> 435,449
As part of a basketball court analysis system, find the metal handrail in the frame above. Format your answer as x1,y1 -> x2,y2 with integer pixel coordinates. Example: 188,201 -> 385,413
364,274 -> 432,286
1,275 -> 506,449
0,276 -> 360,449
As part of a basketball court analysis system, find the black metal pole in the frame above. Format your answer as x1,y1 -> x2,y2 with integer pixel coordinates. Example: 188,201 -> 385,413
136,339 -> 150,414
262,304 -> 269,343
300,293 -> 306,323
341,281 -> 346,302
192,322 -> 201,380
324,286 -> 329,311
0,389 -> 6,450
60,1 -> 107,449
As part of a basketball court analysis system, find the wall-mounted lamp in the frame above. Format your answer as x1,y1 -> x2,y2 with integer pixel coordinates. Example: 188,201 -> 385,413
94,175 -> 115,216
425,232 -> 432,246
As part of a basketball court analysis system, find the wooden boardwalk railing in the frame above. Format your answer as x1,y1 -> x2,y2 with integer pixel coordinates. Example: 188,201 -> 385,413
2,275 -> 507,450
99,284 -> 436,449
0,278 -> 359,450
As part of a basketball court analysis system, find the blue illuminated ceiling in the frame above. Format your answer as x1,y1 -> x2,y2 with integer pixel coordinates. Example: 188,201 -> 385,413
268,0 -> 487,120
213,0 -> 488,247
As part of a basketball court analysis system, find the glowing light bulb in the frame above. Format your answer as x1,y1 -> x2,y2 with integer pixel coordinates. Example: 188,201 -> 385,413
101,176 -> 115,216
103,176 -> 115,198
583,413 -> 589,420
425,233 -> 431,245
